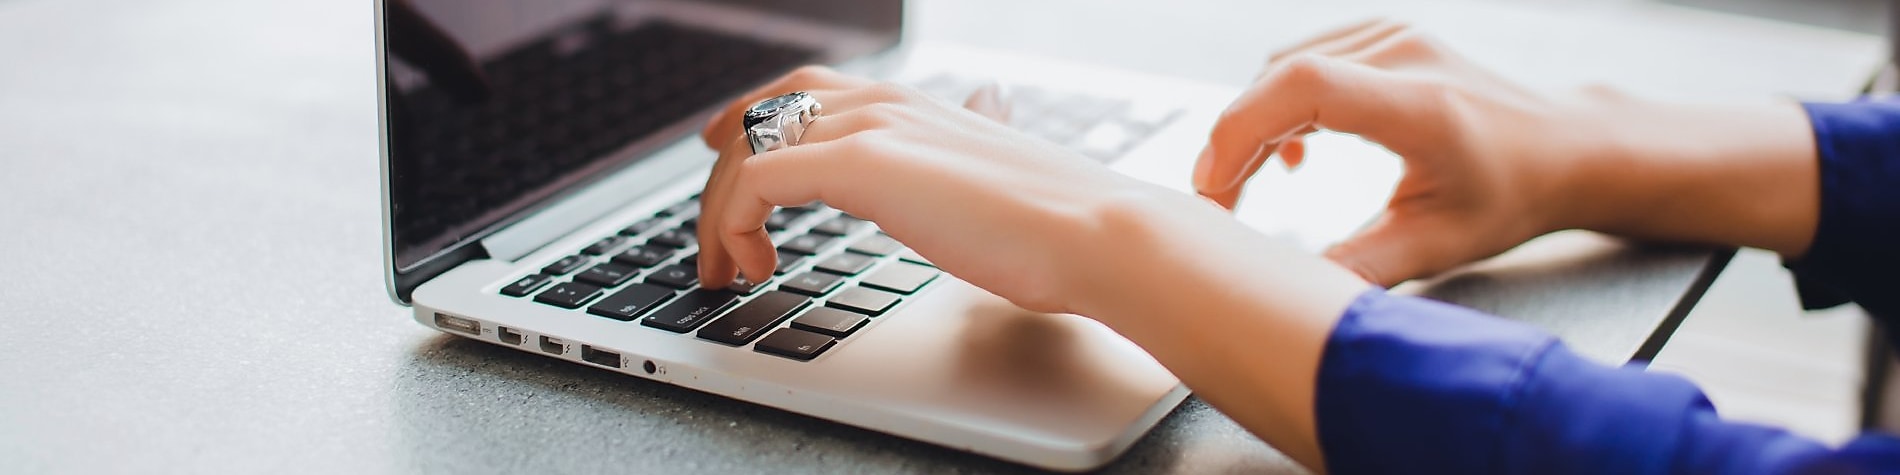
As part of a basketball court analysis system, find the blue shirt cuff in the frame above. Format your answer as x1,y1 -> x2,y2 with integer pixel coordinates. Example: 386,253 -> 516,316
1313,289 -> 1900,474
1787,99 -> 1900,318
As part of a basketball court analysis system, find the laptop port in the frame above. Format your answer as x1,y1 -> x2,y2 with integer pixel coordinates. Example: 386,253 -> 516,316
581,345 -> 621,368
497,327 -> 524,345
539,335 -> 566,355
434,313 -> 480,336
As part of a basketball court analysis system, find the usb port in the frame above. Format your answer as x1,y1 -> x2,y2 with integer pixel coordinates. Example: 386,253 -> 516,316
539,335 -> 566,355
433,313 -> 480,336
581,345 -> 621,368
498,326 -> 524,345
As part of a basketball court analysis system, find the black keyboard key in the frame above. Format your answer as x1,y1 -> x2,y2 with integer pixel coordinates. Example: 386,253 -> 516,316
650,228 -> 695,248
575,263 -> 639,287
897,248 -> 935,267
586,283 -> 676,321
809,215 -> 866,236
681,252 -> 699,264
581,235 -> 628,255
645,263 -> 699,289
774,250 -> 808,275
779,271 -> 844,297
535,282 -> 604,309
641,289 -> 740,333
787,202 -> 827,213
778,233 -> 836,255
814,253 -> 877,276
860,262 -> 939,294
846,234 -> 904,256
754,328 -> 838,361
618,217 -> 664,236
542,255 -> 589,275
764,208 -> 802,232
612,245 -> 674,268
501,273 -> 554,297
727,275 -> 771,296
698,291 -> 810,345
827,287 -> 900,316
791,307 -> 869,338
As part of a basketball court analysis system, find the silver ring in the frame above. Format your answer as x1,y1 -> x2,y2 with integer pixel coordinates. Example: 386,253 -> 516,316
742,91 -> 824,155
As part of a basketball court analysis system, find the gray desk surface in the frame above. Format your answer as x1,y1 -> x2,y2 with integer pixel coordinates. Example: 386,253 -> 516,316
0,0 -> 1881,473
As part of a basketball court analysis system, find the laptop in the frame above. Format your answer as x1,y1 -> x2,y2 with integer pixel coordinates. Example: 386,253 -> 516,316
377,0 -> 1380,470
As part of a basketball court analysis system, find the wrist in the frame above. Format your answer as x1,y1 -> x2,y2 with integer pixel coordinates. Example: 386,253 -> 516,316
1538,86 -> 1661,233
1062,182 -> 1366,471
1554,91 -> 1820,255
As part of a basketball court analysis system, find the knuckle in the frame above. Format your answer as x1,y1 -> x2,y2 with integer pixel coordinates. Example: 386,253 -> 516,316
1274,54 -> 1333,86
865,82 -> 917,103
846,129 -> 899,156
787,65 -> 835,83
851,102 -> 908,128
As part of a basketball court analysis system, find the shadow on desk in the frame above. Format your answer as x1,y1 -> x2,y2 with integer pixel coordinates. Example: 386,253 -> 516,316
388,334 -> 1305,474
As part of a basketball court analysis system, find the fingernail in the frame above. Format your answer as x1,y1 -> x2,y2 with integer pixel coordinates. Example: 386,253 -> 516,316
1192,146 -> 1217,192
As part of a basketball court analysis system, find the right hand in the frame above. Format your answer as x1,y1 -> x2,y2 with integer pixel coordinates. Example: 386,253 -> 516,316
1193,20 -> 1613,287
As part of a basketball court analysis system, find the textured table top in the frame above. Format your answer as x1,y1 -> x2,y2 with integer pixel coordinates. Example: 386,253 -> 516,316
0,0 -> 1880,473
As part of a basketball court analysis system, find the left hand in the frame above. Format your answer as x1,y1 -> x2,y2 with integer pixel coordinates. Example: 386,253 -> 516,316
692,66 -> 1159,314
693,66 -> 1372,472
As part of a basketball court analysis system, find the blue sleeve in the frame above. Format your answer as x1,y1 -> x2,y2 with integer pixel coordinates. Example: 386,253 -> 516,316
1316,289 -> 1900,474
1785,99 -> 1900,318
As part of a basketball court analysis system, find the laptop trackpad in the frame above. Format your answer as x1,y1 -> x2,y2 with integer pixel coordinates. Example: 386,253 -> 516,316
810,278 -> 1183,444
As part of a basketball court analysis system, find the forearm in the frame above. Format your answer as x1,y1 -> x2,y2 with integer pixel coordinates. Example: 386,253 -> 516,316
1561,93 -> 1820,258
1071,187 -> 1369,472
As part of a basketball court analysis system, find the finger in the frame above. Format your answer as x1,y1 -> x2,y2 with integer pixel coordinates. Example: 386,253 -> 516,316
1260,20 -> 1409,78
962,82 -> 1013,122
717,139 -> 875,282
1204,143 -> 1272,209
710,110 -> 893,281
695,135 -> 749,287
699,84 -> 901,153
699,66 -> 875,149
1277,135 -> 1307,170
1322,213 -> 1469,287
698,86 -> 912,286
1265,18 -> 1394,66
1199,55 -> 1431,195
1339,28 -> 1442,68
1198,133 -> 1309,210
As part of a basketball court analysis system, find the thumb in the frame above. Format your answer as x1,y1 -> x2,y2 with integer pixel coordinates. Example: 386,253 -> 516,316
1323,213 -> 1467,287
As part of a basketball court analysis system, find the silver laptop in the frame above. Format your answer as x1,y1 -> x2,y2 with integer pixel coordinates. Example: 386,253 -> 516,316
376,0 -> 1326,470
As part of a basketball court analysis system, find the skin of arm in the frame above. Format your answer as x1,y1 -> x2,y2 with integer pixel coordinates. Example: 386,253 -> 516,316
692,67 -> 1368,472
1557,91 -> 1819,258
691,19 -> 1825,473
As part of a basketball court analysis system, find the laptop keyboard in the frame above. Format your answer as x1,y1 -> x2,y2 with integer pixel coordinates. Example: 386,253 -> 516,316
497,77 -> 1179,362
912,74 -> 1182,163
504,195 -> 938,361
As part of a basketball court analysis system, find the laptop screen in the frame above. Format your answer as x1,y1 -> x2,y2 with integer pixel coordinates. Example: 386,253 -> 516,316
381,0 -> 902,273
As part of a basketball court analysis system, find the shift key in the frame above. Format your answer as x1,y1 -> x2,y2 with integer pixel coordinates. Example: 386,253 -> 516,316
698,291 -> 810,345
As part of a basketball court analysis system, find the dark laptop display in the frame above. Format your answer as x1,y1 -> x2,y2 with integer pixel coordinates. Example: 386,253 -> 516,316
381,0 -> 901,297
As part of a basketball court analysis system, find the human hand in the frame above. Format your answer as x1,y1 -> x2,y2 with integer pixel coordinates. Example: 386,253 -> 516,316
1193,20 -> 1612,287
692,66 -> 1155,314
